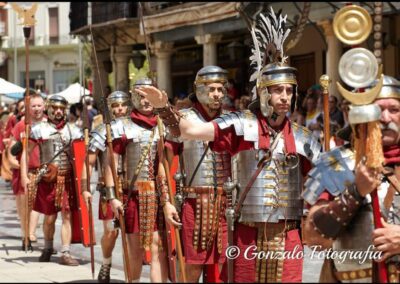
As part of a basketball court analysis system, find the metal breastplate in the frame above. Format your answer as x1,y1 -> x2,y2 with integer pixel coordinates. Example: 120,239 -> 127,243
32,122 -> 82,171
235,138 -> 302,223
182,140 -> 231,187
88,116 -> 136,153
125,126 -> 159,182
181,107 -> 231,187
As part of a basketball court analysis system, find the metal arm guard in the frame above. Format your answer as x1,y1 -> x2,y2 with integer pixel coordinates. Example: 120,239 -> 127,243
81,178 -> 89,193
105,186 -> 117,201
311,185 -> 365,239
156,175 -> 170,207
154,103 -> 181,138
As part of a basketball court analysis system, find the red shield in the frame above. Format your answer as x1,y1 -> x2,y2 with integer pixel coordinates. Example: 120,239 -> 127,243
71,139 -> 96,247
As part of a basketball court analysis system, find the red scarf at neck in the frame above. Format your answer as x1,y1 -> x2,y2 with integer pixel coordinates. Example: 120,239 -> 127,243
193,102 -> 220,122
130,109 -> 157,129
257,111 -> 296,155
383,144 -> 400,166
49,119 -> 66,130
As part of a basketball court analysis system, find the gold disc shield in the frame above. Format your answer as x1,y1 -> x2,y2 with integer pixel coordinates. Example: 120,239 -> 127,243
333,5 -> 372,45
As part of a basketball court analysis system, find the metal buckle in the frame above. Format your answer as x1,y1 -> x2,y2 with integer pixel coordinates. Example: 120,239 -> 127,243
285,153 -> 299,170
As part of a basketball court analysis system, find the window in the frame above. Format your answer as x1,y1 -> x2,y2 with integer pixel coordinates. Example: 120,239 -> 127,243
49,7 -> 59,44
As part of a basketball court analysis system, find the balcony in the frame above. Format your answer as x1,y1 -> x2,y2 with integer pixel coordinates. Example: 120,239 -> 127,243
92,2 -> 138,24
69,2 -> 138,34
69,2 -> 88,33
1,34 -> 78,49
143,2 -> 204,14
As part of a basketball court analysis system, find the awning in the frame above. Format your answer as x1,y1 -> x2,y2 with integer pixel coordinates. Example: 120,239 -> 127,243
142,2 -> 240,34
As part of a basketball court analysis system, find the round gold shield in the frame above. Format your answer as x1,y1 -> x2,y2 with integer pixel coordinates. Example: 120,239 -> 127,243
333,5 -> 372,45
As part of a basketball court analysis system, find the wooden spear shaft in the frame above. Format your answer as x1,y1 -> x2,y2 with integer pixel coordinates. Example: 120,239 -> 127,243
23,26 -> 31,253
319,75 -> 331,151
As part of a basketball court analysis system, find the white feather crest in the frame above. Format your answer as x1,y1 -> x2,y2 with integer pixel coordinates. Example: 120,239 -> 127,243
248,6 -> 291,99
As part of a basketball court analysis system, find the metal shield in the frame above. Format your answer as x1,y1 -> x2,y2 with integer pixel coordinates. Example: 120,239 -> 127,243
333,5 -> 372,45
339,48 -> 378,89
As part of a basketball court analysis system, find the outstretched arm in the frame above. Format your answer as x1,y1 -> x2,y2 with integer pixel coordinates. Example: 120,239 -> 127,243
135,86 -> 215,141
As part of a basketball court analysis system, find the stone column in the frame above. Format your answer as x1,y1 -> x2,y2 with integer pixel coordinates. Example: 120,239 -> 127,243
114,45 -> 132,93
152,41 -> 174,98
91,50 -> 110,104
319,20 -> 342,98
195,34 -> 222,67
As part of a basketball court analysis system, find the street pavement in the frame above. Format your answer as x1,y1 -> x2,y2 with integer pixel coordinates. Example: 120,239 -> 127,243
0,171 -> 150,283
0,170 -> 323,283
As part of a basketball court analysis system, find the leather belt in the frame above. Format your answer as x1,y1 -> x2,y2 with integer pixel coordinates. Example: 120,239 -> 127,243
241,220 -> 300,232
183,186 -> 225,198
334,268 -> 372,281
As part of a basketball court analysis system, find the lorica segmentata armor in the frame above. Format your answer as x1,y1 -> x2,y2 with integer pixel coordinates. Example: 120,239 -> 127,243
173,108 -> 232,187
214,110 -> 321,223
31,121 -> 83,171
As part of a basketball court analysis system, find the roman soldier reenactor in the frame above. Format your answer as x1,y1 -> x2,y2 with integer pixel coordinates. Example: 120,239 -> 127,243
163,65 -> 231,282
26,94 -> 83,266
100,80 -> 169,282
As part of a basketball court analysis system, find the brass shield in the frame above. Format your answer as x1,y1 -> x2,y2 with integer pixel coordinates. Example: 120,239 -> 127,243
333,5 -> 372,45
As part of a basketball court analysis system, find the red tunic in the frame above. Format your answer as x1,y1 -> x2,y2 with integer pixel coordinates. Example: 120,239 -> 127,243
10,119 -> 40,195
30,121 -> 77,216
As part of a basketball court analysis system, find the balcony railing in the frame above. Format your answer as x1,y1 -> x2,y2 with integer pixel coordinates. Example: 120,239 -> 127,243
1,34 -> 79,48
92,2 -> 138,24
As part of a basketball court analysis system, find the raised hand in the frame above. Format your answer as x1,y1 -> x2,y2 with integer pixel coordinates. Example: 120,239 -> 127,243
135,86 -> 169,109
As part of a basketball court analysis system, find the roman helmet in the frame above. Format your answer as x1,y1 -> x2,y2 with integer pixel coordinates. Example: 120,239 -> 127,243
107,90 -> 132,119
131,77 -> 153,110
248,7 -> 298,117
46,94 -> 68,121
374,75 -> 400,101
193,65 -> 228,105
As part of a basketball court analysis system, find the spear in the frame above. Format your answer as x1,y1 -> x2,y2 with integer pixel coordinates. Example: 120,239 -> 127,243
81,89 -> 95,279
320,75 -> 331,151
138,2 -> 187,282
89,25 -> 132,283
11,3 -> 38,253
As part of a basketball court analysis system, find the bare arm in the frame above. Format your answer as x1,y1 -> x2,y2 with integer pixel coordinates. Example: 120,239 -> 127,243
136,86 -> 215,141
179,118 -> 215,141
158,154 -> 181,227
20,140 -> 36,189
7,138 -> 20,169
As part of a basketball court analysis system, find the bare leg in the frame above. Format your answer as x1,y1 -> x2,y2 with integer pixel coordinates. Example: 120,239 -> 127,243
150,231 -> 168,282
101,220 -> 119,259
43,214 -> 57,242
61,211 -> 72,247
15,194 -> 27,238
127,233 -> 144,281
29,210 -> 40,241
